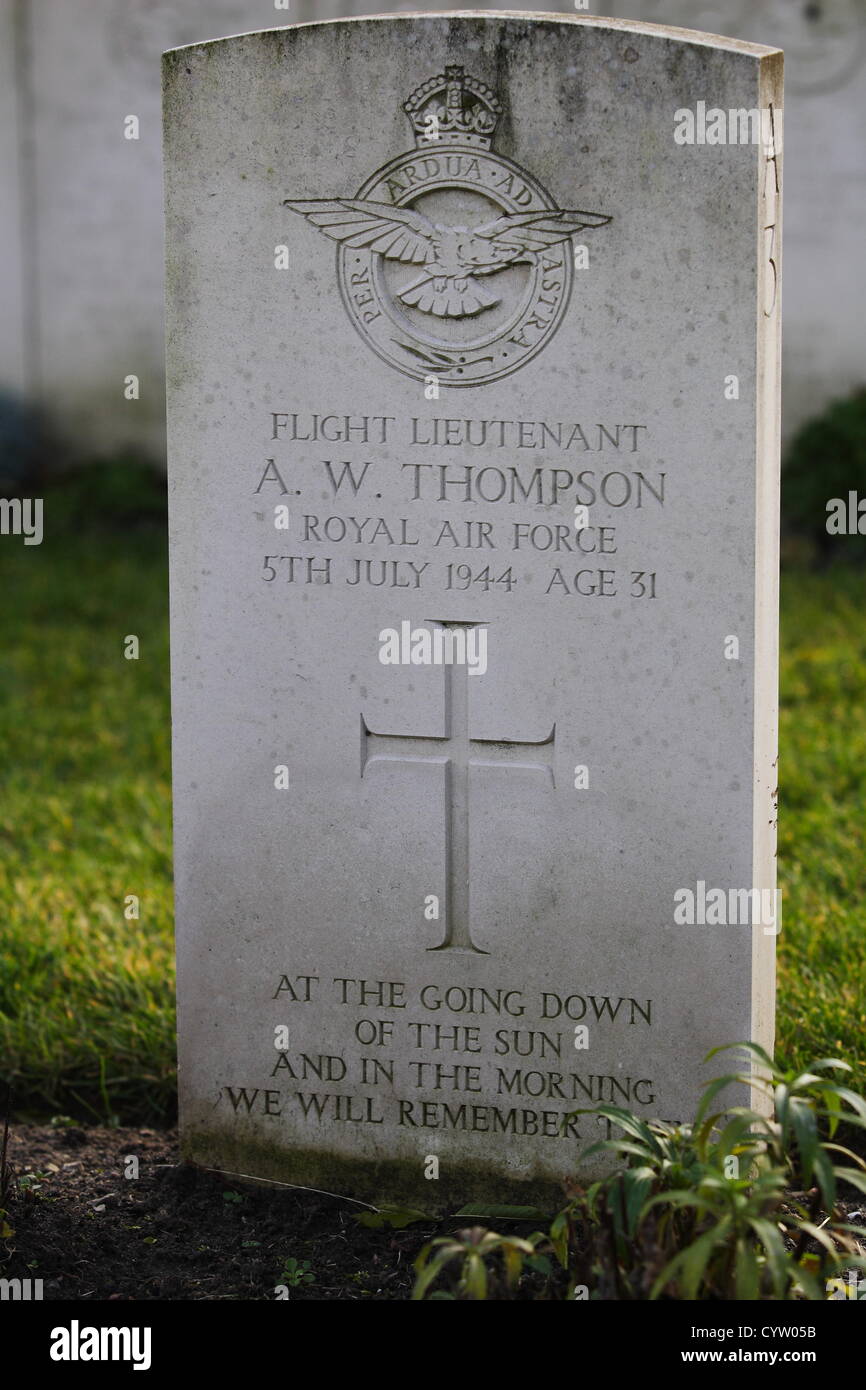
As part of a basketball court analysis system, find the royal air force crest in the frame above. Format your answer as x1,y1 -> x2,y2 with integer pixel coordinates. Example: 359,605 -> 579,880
285,66 -> 611,387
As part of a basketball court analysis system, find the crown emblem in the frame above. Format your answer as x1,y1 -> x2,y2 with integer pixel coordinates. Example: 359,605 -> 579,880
403,65 -> 502,150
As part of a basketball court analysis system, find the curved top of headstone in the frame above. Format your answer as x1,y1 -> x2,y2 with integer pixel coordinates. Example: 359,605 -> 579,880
163,12 -> 783,62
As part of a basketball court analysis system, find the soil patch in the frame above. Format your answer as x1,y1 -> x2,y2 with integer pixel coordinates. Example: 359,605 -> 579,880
2,1123 -> 441,1300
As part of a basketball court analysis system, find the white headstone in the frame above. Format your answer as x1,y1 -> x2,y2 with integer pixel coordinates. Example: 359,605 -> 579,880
164,14 -> 782,1207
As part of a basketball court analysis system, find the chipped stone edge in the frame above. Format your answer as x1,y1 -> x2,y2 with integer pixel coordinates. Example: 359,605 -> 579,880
750,49 -> 784,1111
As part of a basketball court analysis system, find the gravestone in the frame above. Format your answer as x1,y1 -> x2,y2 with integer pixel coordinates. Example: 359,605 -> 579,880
164,14 -> 782,1207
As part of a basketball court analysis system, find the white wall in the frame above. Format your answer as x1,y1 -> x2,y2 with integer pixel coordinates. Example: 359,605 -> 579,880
0,1 -> 26,394
1,0 -> 864,460
598,0 -> 866,436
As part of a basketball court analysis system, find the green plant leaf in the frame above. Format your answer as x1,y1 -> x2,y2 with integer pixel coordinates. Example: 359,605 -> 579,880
463,1251 -> 487,1300
796,1220 -> 839,1258
792,1262 -> 828,1302
696,1074 -> 769,1126
822,1142 -> 866,1166
549,1210 -> 570,1269
804,1059 -> 852,1075
643,1189 -> 716,1218
574,1106 -> 664,1157
748,1217 -> 791,1298
650,1224 -> 725,1301
788,1096 -> 819,1186
735,1237 -> 760,1300
828,1087 -> 866,1125
501,1243 -> 525,1289
775,1081 -> 790,1137
412,1242 -> 461,1300
355,1206 -> 431,1230
812,1146 -> 836,1208
704,1041 -> 778,1074
620,1167 -> 656,1237
832,1167 -> 866,1196
453,1203 -> 547,1222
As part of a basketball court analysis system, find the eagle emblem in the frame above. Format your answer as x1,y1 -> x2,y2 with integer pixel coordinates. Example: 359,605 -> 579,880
284,200 -> 610,320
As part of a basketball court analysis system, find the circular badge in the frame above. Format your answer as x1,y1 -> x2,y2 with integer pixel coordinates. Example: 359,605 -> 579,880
337,146 -> 574,387
285,66 -> 612,388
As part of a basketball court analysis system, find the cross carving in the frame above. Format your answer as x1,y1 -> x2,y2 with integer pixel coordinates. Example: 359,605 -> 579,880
360,623 -> 555,954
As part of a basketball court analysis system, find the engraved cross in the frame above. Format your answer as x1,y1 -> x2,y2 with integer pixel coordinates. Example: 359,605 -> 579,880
360,622 -> 555,954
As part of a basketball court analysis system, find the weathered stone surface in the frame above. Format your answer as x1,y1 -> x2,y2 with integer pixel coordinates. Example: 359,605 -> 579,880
164,14 -> 782,1207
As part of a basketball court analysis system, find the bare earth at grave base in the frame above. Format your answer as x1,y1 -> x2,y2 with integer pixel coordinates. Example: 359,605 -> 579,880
4,1124 -> 864,1301
2,1125 -> 429,1301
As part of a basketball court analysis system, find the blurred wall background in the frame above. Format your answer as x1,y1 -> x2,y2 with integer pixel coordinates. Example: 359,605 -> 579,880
1,0 -> 864,464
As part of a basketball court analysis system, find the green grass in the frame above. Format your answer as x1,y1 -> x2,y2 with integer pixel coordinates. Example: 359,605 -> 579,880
777,567 -> 866,1078
0,522 -> 863,1122
0,520 -> 175,1122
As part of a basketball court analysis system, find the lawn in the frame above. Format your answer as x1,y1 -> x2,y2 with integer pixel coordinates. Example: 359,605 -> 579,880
0,521 -> 864,1122
0,520 -> 175,1122
776,567 -> 866,1075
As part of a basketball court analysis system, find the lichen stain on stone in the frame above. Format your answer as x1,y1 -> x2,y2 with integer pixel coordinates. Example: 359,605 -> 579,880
181,1122 -> 572,1213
